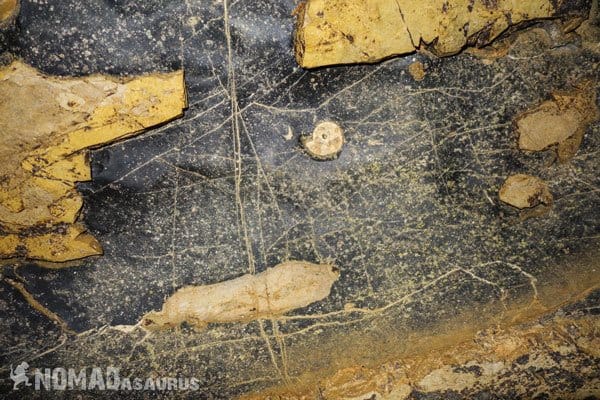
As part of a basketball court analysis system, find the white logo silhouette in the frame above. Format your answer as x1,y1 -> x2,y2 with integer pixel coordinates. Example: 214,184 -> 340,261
9,362 -> 31,390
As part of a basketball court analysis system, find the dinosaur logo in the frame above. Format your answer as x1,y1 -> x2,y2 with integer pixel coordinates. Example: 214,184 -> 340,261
9,362 -> 31,390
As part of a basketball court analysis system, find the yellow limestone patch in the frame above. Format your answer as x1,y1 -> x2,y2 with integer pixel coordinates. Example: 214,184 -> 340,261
0,60 -> 187,263
294,0 -> 556,68
0,0 -> 19,27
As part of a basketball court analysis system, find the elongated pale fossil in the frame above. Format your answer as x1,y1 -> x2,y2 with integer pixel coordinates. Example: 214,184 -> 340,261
141,261 -> 340,330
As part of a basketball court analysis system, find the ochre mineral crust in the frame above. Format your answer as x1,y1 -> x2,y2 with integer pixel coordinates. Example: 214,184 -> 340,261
141,261 -> 340,330
241,307 -> 600,399
515,81 -> 599,162
0,60 -> 187,263
499,174 -> 553,219
294,0 -> 580,68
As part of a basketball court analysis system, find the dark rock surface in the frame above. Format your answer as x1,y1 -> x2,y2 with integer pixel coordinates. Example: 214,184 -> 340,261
0,0 -> 598,398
